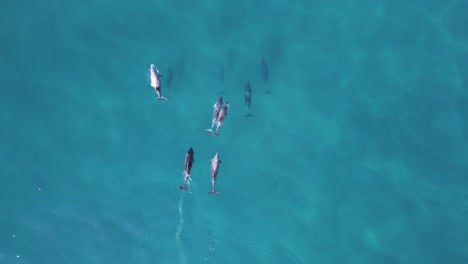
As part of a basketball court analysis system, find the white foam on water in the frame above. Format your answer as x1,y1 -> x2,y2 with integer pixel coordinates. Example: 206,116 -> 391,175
175,192 -> 187,264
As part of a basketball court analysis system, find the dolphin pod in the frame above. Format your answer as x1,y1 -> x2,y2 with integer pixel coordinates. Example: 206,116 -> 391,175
150,57 -> 271,194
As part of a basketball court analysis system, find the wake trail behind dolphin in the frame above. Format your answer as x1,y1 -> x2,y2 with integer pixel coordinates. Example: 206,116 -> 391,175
176,192 -> 187,264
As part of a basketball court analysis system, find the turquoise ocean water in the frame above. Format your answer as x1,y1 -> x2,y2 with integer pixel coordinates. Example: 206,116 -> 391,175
1,0 -> 467,263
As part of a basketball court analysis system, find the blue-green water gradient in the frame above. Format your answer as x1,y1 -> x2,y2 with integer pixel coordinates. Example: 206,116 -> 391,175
1,0 -> 467,263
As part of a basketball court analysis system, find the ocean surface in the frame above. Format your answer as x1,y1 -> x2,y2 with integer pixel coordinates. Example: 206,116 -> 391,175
1,0 -> 467,263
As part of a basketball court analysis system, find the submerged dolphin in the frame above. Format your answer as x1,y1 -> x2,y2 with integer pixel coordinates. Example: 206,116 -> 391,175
261,57 -> 272,94
244,81 -> 253,117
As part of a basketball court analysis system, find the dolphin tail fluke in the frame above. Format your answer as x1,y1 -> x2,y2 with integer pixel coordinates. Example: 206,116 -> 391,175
245,113 -> 253,117
264,90 -> 273,94
179,185 -> 189,191
157,96 -> 168,100
206,128 -> 219,136
208,189 -> 219,194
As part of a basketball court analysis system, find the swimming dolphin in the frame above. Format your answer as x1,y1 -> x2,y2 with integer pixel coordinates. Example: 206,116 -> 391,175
261,57 -> 272,94
149,64 -> 168,100
244,81 -> 253,117
212,102 -> 228,136
208,152 -> 221,194
179,147 -> 194,191
212,95 -> 223,129
206,95 -> 223,133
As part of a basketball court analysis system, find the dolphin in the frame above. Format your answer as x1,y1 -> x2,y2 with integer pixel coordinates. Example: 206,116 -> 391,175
209,152 -> 222,194
261,57 -> 272,94
206,95 -> 223,133
179,147 -> 194,191
244,81 -> 253,117
212,102 -> 229,136
149,64 -> 168,100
